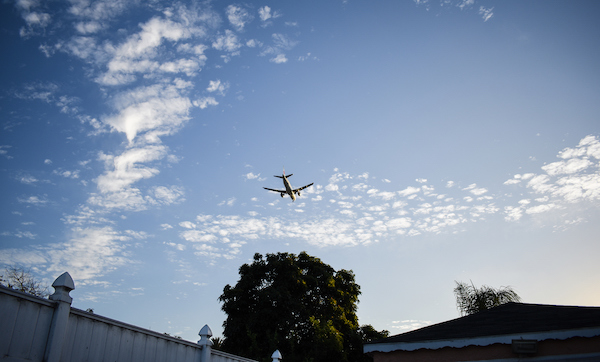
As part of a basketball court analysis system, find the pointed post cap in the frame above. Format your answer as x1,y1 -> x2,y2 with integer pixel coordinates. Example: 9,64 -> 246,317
198,324 -> 213,347
50,272 -> 75,304
271,350 -> 282,361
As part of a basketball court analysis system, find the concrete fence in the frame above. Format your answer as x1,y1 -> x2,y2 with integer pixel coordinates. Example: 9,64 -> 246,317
1,272 -> 280,362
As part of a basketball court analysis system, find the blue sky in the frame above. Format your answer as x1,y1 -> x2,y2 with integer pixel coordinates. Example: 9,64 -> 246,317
1,0 -> 600,341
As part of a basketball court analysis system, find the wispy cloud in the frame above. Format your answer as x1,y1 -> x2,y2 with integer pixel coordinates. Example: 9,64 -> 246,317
164,135 -> 600,264
503,135 -> 600,221
479,6 -> 494,22
258,6 -> 281,24
170,172 -> 502,260
18,195 -> 49,205
0,226 -> 132,285
414,0 -> 494,21
390,319 -> 432,332
226,5 -> 253,32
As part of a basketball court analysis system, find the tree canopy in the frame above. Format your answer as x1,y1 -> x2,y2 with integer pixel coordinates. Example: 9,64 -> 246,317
219,252 -> 369,362
454,280 -> 521,316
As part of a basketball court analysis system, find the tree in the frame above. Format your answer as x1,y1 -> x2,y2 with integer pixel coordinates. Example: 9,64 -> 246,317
219,252 -> 367,362
0,266 -> 49,298
454,280 -> 521,316
358,324 -> 389,344
211,337 -> 224,350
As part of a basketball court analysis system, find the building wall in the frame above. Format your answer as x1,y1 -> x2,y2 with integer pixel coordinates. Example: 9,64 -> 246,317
370,335 -> 600,362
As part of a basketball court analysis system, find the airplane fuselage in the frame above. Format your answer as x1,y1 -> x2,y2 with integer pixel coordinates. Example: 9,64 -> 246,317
283,176 -> 296,201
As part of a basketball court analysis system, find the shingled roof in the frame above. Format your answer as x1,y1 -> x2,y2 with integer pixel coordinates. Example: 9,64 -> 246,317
365,302 -> 600,352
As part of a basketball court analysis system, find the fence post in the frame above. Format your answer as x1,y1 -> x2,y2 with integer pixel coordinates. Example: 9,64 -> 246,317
44,272 -> 75,362
271,350 -> 282,361
198,324 -> 213,362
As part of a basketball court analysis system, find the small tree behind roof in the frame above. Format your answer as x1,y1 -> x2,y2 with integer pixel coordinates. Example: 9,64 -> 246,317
454,280 -> 521,316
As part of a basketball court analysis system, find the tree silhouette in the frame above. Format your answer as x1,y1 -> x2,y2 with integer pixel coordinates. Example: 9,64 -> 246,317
219,252 -> 366,362
0,266 -> 48,298
454,280 -> 521,316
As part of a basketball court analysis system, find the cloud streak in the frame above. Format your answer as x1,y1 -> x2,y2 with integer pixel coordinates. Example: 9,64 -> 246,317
165,135 -> 600,263
503,135 -> 600,221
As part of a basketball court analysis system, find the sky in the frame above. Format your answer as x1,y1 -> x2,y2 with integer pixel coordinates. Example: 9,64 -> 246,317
1,0 -> 600,343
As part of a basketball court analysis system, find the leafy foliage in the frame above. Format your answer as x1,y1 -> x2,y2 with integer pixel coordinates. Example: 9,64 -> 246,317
0,266 -> 49,298
358,324 -> 390,344
219,252 -> 369,362
454,280 -> 521,316
211,337 -> 224,350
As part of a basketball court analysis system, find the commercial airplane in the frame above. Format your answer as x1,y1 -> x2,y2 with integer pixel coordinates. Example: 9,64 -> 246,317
263,169 -> 313,202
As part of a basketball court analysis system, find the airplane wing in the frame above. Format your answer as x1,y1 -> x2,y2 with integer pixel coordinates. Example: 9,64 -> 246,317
293,183 -> 314,192
263,187 -> 286,193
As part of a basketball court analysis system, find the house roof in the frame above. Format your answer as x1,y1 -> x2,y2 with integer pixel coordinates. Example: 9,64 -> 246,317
365,302 -> 600,352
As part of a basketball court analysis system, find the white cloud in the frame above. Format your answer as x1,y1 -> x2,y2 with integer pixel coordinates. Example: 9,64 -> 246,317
219,197 -> 237,207
53,169 -> 80,179
68,0 -> 130,24
178,169 -> 509,256
542,158 -> 592,176
503,135 -> 600,222
96,145 -> 167,193
152,185 -> 185,205
23,11 -> 51,27
526,204 -> 558,214
259,6 -> 272,22
87,188 -> 149,212
18,175 -> 39,185
368,189 -> 396,201
207,80 -> 229,95
386,218 -> 412,230
165,242 -> 186,251
463,183 -> 488,196
14,231 -> 37,239
479,6 -> 494,22
0,227 -> 132,284
270,54 -> 288,63
18,195 -> 48,205
398,186 -> 420,197
103,84 -> 193,143
226,5 -> 253,31
271,33 -> 296,50
553,174 -> 600,202
179,221 -> 196,229
94,15 -> 203,85
194,97 -> 218,109
391,320 -> 432,332
75,21 -> 102,34
457,0 -> 475,10
504,206 -> 523,222
213,30 -> 242,53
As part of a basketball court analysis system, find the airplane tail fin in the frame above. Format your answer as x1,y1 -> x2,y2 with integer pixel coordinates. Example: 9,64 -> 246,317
275,167 -> 292,178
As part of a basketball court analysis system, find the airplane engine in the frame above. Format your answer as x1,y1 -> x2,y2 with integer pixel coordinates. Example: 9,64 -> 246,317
297,191 -> 301,197
280,193 -> 284,198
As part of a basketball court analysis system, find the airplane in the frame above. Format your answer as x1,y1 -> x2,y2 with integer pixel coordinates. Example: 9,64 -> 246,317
263,168 -> 314,202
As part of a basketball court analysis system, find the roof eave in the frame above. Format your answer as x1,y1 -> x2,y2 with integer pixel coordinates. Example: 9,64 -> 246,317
364,327 -> 600,354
